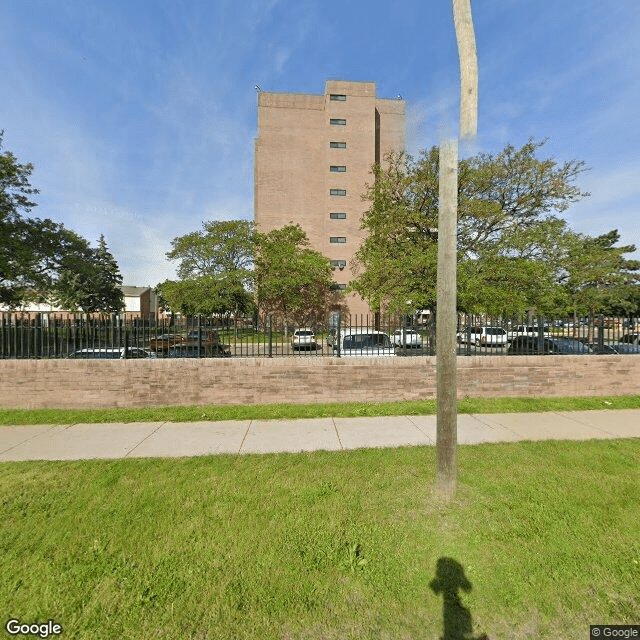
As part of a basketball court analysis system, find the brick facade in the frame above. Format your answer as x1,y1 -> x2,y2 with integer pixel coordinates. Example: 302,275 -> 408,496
2,356 -> 639,409
254,80 -> 405,317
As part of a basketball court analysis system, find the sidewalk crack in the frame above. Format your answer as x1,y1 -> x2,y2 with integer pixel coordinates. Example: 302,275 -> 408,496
406,415 -> 430,434
0,424 -> 59,456
124,422 -> 167,458
553,410 -> 617,437
332,417 -> 344,450
238,420 -> 252,453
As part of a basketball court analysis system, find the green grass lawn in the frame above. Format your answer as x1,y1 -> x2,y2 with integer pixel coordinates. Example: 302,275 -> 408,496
1,394 -> 640,425
1,439 -> 638,639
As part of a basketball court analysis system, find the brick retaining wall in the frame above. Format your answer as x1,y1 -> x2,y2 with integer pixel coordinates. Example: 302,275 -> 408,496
1,355 -> 639,409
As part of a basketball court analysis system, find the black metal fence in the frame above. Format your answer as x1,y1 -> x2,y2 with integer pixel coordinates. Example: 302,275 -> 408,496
1,312 -> 638,359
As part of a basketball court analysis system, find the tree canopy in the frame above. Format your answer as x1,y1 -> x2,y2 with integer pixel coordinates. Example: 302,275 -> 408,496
556,229 -> 640,316
255,224 -> 339,326
159,220 -> 256,316
0,132 -> 123,312
166,220 -> 255,284
156,275 -> 253,317
351,139 -> 638,316
54,234 -> 124,313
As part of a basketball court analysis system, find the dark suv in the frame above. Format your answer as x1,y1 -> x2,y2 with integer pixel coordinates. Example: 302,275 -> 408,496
507,336 -> 592,355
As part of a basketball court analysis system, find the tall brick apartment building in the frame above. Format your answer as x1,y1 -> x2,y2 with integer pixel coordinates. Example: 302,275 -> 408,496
254,80 -> 405,317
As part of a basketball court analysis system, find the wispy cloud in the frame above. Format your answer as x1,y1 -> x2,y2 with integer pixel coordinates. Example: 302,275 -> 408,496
406,90 -> 458,154
566,161 -> 640,257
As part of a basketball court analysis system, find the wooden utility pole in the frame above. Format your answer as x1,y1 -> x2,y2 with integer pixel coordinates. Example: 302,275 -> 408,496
453,0 -> 478,141
436,0 -> 477,498
436,138 -> 459,497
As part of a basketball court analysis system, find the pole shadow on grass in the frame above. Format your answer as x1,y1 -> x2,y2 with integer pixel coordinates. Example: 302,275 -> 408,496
430,557 -> 488,640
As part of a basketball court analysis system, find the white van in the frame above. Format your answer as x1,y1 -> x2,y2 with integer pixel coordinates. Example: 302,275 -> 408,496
506,325 -> 549,340
456,326 -> 508,347
333,329 -> 396,357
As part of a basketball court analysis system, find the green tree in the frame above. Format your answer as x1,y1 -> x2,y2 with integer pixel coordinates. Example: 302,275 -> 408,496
255,224 -> 337,326
54,234 -> 124,313
166,220 -> 255,284
351,140 -> 590,315
557,229 -> 640,317
156,275 -> 253,317
1,130 -> 40,307
162,219 -> 255,315
1,131 -> 123,311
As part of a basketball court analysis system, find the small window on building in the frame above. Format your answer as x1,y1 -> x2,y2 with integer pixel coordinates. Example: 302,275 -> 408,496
330,237 -> 347,243
330,118 -> 346,125
330,141 -> 347,148
329,188 -> 346,196
330,260 -> 347,270
330,165 -> 346,173
330,212 -> 347,219
330,94 -> 347,101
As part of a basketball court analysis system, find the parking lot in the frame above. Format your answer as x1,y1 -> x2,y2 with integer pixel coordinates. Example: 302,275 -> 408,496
1,314 -> 638,359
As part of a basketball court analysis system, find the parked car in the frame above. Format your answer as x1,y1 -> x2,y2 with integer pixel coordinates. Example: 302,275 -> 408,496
457,326 -> 508,347
613,343 -> 640,354
588,343 -> 620,354
291,328 -> 317,350
507,336 -> 592,355
506,324 -> 549,340
186,329 -> 221,345
619,333 -> 640,345
67,347 -> 157,359
167,343 -> 231,358
592,343 -> 640,355
553,319 -> 588,328
391,329 -> 423,348
335,329 -> 396,357
149,333 -> 184,352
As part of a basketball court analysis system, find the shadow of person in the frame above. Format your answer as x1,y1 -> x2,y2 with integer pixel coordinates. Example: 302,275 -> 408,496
429,557 -> 488,640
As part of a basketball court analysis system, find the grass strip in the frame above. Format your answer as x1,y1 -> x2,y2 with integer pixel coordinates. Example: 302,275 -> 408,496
1,439 -> 638,639
0,394 -> 639,425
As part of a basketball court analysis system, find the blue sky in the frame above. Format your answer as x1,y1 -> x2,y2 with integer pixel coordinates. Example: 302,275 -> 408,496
1,0 -> 639,286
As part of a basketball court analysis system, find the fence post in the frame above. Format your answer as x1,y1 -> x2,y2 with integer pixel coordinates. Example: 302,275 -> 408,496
336,312 -> 341,358
268,315 -> 273,358
53,318 -> 59,358
34,314 -> 41,358
537,316 -> 545,355
401,316 -> 407,356
597,315 -> 605,352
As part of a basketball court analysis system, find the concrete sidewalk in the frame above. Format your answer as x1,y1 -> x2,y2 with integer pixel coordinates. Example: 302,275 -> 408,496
0,409 -> 639,462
